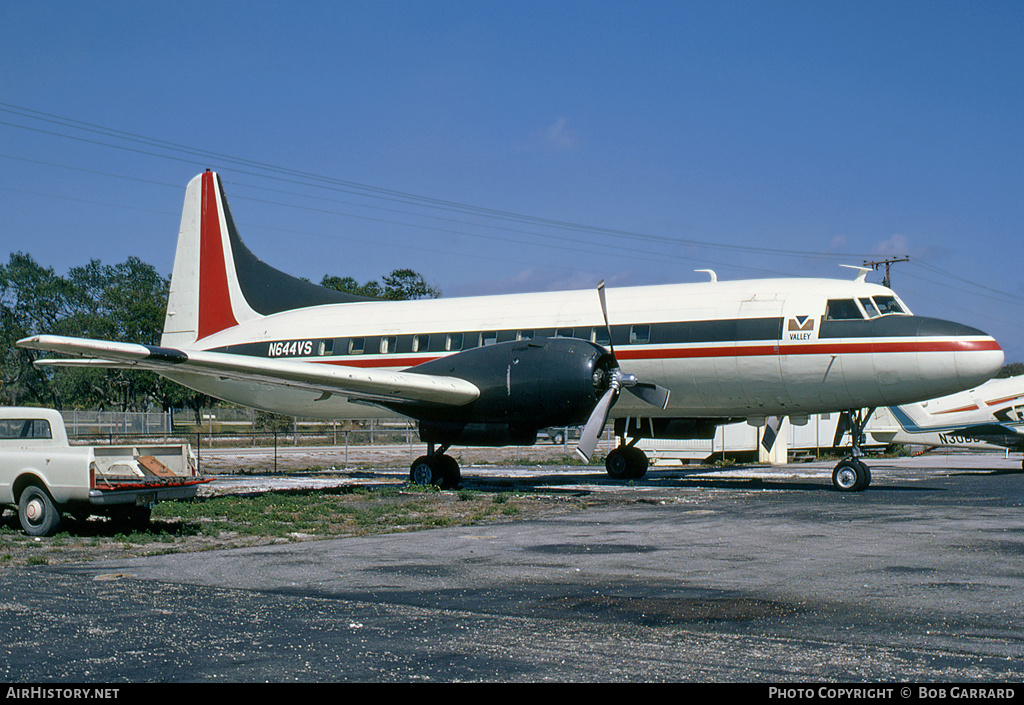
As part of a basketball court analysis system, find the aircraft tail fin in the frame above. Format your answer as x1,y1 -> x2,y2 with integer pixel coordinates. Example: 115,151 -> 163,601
161,171 -> 369,348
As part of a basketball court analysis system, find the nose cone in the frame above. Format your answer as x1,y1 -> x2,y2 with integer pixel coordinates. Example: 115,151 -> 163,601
911,316 -> 1004,395
952,328 -> 1004,389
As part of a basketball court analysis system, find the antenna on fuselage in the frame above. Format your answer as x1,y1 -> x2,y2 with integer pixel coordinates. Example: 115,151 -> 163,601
694,269 -> 717,282
840,265 -> 871,283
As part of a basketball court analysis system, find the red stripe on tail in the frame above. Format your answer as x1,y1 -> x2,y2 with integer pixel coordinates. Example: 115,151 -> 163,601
197,171 -> 239,339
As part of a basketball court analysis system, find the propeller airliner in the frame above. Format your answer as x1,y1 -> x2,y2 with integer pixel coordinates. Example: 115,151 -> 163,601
18,171 -> 1004,491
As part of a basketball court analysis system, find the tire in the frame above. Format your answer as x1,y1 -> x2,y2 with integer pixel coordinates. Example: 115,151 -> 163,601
18,485 -> 62,537
605,448 -> 632,479
438,454 -> 461,490
832,459 -> 869,492
410,455 -> 461,489
626,446 -> 649,479
410,456 -> 439,486
605,447 -> 649,480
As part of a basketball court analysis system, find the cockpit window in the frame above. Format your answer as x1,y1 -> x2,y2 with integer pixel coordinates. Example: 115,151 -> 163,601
859,297 -> 880,318
872,296 -> 905,315
825,299 -> 863,320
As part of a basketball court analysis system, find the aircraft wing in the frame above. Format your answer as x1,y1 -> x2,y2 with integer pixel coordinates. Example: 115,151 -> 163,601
17,335 -> 481,407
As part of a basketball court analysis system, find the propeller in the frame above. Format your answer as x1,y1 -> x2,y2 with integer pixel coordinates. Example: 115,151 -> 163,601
575,281 -> 671,461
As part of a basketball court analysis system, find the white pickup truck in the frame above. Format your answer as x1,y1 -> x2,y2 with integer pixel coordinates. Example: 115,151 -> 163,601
0,407 -> 207,536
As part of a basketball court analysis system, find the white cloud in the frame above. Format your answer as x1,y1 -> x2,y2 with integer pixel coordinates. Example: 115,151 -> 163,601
873,233 -> 911,257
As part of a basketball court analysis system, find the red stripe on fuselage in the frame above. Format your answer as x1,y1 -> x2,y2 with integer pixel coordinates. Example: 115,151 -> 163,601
197,171 -> 239,340
300,338 -> 1000,369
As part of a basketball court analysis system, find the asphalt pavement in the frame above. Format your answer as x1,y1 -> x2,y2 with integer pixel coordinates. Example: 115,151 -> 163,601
2,453 -> 1023,683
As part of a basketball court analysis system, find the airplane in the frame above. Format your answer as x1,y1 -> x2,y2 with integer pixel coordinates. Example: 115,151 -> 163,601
866,374 -> 1024,470
17,170 -> 1005,492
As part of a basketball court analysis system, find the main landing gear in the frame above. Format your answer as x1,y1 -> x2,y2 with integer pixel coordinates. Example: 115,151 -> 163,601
410,443 -> 461,489
832,408 -> 874,492
605,435 -> 649,480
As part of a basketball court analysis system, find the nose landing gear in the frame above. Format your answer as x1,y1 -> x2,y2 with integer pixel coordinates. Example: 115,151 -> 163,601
833,408 -> 874,492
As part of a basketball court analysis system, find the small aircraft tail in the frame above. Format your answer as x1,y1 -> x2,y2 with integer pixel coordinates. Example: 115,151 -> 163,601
161,171 -> 366,348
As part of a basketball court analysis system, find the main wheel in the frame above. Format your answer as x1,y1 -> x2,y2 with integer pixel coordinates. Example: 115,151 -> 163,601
18,485 -> 62,537
605,446 -> 649,480
410,455 -> 440,486
438,454 -> 461,489
409,455 -> 461,489
832,459 -> 869,492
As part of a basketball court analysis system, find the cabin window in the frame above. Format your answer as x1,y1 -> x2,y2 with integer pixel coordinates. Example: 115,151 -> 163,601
0,418 -> 52,439
592,327 -> 610,346
629,324 -> 651,344
348,337 -> 365,355
555,328 -> 574,338
380,336 -> 397,354
859,298 -> 881,318
318,339 -> 334,356
872,296 -> 905,315
825,299 -> 863,320
446,333 -> 463,351
481,331 -> 498,346
517,330 -> 534,341
412,334 -> 429,352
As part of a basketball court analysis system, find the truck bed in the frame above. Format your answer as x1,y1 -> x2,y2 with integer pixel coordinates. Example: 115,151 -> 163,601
91,444 -> 207,491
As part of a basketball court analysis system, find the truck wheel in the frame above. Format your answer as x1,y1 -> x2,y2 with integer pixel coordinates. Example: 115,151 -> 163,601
18,485 -> 62,537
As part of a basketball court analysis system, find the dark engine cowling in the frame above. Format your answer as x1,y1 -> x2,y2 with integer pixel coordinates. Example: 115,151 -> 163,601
393,337 -> 613,447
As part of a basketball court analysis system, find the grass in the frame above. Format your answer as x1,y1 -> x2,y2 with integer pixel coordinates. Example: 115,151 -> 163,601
0,477 -> 590,567
150,484 -> 520,538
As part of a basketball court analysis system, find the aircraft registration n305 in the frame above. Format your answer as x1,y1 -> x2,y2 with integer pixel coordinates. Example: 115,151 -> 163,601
19,171 -> 1004,491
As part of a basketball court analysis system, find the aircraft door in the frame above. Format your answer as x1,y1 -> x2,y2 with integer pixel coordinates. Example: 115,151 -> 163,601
736,294 -> 785,412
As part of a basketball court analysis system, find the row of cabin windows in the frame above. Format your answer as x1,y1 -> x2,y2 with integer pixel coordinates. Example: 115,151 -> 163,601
825,295 -> 906,321
318,325 -> 651,357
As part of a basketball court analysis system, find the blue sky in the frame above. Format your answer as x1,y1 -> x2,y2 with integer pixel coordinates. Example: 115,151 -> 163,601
2,1 -> 1022,360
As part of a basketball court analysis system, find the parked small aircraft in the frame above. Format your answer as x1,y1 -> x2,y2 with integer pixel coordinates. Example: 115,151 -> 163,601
870,374 -> 1024,470
19,171 -> 1004,491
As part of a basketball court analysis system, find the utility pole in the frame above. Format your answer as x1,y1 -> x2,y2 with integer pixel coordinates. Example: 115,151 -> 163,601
862,256 -> 909,288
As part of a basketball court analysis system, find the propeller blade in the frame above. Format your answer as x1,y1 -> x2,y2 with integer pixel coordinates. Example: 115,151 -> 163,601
575,385 -> 618,462
596,280 -> 615,358
627,382 -> 671,410
578,280 -> 672,463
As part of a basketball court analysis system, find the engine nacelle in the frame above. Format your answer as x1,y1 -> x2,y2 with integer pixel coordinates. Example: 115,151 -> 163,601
397,337 -> 613,447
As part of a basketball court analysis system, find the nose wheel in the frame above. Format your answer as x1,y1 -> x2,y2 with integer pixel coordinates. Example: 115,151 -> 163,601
833,408 -> 874,492
832,458 -> 871,492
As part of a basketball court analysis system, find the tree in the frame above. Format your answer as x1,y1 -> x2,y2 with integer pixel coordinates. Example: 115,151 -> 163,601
381,268 -> 441,300
1,252 -> 182,411
320,275 -> 383,298
0,252 -> 78,406
321,268 -> 439,300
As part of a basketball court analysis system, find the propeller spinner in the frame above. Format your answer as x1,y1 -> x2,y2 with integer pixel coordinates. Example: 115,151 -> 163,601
575,281 -> 671,461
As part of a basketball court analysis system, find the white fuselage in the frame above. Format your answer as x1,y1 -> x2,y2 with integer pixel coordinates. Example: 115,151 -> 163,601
164,276 -> 1003,422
